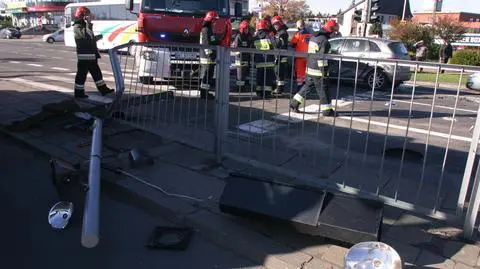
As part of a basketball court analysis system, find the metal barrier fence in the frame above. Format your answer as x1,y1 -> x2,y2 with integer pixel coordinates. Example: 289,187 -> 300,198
109,42 -> 480,239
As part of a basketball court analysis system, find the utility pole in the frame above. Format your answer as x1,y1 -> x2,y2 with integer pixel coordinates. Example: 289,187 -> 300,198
432,0 -> 437,25
362,0 -> 370,37
401,0 -> 407,21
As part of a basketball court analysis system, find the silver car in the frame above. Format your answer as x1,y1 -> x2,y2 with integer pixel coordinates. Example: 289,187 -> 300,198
466,72 -> 480,90
328,37 -> 411,90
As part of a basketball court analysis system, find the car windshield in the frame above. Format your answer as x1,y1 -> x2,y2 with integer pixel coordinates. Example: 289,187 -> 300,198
141,0 -> 228,16
388,42 -> 408,57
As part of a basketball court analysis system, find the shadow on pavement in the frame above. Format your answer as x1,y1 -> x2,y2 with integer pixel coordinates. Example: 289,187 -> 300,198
0,88 -> 476,268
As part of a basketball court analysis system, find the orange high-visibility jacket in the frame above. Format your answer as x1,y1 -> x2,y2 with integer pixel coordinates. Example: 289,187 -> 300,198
290,28 -> 311,54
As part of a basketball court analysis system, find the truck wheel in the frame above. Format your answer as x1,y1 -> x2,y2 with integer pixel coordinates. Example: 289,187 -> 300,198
139,76 -> 154,84
47,37 -> 54,43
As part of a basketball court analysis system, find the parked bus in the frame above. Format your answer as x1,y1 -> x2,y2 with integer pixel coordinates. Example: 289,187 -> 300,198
125,0 -> 244,83
64,1 -> 140,52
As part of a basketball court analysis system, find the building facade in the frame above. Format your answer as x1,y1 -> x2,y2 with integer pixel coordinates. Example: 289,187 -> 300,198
413,12 -> 480,33
5,0 -> 98,28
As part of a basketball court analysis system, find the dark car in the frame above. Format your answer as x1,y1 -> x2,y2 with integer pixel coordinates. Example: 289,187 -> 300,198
0,28 -> 22,39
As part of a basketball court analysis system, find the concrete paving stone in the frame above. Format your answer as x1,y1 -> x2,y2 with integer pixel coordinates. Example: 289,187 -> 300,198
416,250 -> 456,268
236,220 -> 332,260
454,263 -> 475,269
185,210 -> 313,269
303,258 -> 342,269
443,241 -> 480,267
385,223 -> 434,245
321,245 -> 348,268
103,129 -> 164,152
103,173 -> 198,224
382,236 -> 422,265
0,112 -> 30,125
18,136 -> 75,160
125,160 -> 226,204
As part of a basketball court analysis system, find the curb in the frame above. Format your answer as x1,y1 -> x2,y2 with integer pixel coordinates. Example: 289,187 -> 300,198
0,127 -> 334,269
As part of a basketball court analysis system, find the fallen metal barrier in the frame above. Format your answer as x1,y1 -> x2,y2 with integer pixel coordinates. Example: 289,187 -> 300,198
109,41 -> 480,239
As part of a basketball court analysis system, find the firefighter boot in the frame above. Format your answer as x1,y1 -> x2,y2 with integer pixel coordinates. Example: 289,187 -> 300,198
200,90 -> 215,100
273,85 -> 284,95
98,85 -> 114,96
74,90 -> 89,99
289,99 -> 300,113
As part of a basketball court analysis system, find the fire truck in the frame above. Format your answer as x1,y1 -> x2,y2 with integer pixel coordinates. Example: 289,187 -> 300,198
125,0 -> 246,84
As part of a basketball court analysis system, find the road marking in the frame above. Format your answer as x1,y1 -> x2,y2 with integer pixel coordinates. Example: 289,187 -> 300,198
9,61 -> 20,64
7,77 -> 113,104
337,116 -> 472,143
27,63 -> 43,67
38,54 -> 46,57
52,67 -> 70,71
239,120 -> 284,134
52,56 -> 63,59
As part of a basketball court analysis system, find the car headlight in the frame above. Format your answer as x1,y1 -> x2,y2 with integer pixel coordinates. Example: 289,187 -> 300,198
142,51 -> 158,61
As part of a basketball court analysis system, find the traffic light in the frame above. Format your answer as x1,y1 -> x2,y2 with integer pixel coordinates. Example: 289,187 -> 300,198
353,9 -> 362,22
369,0 -> 381,23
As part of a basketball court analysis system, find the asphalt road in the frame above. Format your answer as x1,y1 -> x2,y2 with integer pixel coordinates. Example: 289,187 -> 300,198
0,133 -> 260,269
1,39 -> 479,186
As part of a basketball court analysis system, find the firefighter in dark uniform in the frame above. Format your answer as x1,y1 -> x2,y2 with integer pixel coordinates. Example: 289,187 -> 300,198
253,19 -> 276,98
271,16 -> 289,95
199,10 -> 221,100
232,20 -> 253,91
290,20 -> 337,117
73,6 -> 113,98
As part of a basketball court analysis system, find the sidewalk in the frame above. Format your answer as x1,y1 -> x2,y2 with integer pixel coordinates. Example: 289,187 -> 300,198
1,82 -> 480,268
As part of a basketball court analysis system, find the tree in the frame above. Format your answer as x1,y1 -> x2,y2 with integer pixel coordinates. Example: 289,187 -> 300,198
389,18 -> 434,52
369,22 -> 383,38
262,0 -> 312,22
434,16 -> 466,42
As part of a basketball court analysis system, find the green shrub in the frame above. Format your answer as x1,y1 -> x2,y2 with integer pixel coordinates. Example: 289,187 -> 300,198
450,50 -> 480,66
427,43 -> 441,61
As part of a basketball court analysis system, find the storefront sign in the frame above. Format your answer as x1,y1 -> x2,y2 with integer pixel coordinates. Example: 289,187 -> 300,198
27,6 -> 65,12
6,2 -> 27,10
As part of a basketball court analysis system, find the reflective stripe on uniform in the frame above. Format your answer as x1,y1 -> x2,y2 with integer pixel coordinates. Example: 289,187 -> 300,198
77,54 -> 96,60
255,62 -> 275,68
204,49 -> 213,55
200,83 -> 210,90
277,80 -> 285,86
321,104 -> 333,111
308,42 -> 319,54
236,80 -> 246,86
235,60 -> 249,66
94,80 -> 106,86
280,57 -> 288,63
74,84 -> 85,89
255,86 -> 273,92
254,39 -> 272,51
231,52 -> 240,56
306,67 -> 323,77
293,93 -> 304,104
317,60 -> 328,67
200,58 -> 215,64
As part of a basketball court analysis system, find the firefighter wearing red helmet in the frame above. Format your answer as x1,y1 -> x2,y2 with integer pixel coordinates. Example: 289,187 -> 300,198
72,6 -> 113,98
290,20 -> 338,117
290,19 -> 312,91
271,15 -> 289,94
253,19 -> 276,98
199,10 -> 220,100
232,20 -> 253,91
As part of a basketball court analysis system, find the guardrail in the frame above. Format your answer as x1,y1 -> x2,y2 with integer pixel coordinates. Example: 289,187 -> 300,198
109,41 -> 480,239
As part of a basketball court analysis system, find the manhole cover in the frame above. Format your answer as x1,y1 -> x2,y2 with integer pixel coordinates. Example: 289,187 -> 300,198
384,148 -> 423,163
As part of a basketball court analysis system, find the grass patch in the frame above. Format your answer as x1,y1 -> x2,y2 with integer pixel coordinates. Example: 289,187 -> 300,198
411,72 -> 469,84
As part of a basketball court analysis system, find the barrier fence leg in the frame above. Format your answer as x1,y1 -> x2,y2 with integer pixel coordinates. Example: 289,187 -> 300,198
462,104 -> 480,239
214,46 -> 230,164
